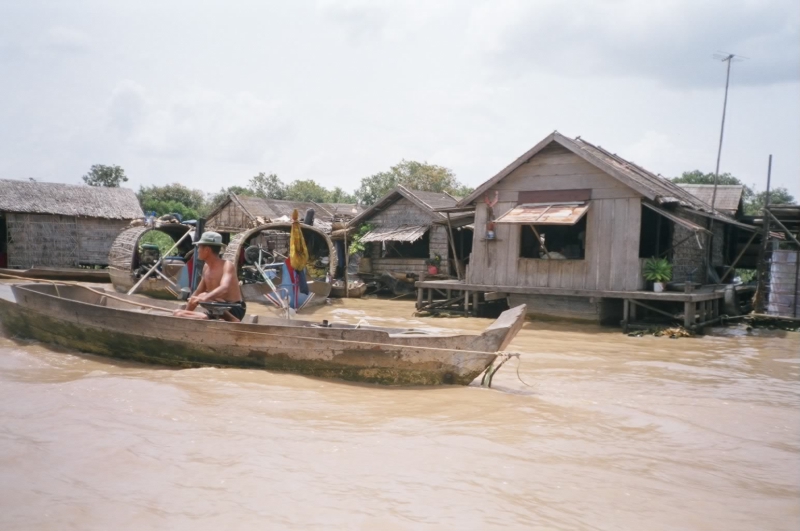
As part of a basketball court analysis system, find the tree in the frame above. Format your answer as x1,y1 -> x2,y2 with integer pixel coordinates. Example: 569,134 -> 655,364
137,183 -> 207,218
82,164 -> 128,187
355,160 -> 469,205
746,187 -> 797,215
327,186 -> 357,204
671,170 -> 754,201
672,170 -> 797,215
283,179 -> 334,202
249,172 -> 285,199
206,185 -> 255,212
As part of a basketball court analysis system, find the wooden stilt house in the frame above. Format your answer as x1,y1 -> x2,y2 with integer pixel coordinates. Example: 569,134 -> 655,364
417,132 -> 758,323
205,194 -> 361,235
347,186 -> 473,277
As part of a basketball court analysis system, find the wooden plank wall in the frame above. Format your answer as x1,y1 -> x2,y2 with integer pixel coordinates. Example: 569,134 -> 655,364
207,202 -> 252,232
364,199 -> 449,274
467,143 -> 644,292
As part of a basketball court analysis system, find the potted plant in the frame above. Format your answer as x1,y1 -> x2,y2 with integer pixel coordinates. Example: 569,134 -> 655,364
426,254 -> 442,275
643,257 -> 672,292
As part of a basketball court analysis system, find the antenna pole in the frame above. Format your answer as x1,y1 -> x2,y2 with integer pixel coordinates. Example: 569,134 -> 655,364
711,54 -> 734,211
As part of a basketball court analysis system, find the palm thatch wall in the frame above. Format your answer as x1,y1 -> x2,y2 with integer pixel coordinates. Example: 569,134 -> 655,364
0,179 -> 143,268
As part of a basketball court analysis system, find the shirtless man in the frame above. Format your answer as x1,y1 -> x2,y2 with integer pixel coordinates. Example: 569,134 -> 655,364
172,231 -> 246,322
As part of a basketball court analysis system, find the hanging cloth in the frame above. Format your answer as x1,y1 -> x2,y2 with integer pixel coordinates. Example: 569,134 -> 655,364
289,209 -> 309,272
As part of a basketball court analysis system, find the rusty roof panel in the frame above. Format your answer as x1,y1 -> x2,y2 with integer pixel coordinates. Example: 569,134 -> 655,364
495,203 -> 590,225
359,225 -> 430,243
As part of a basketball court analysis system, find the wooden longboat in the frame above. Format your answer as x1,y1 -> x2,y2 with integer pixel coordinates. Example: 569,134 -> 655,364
0,283 -> 526,386
0,267 -> 110,283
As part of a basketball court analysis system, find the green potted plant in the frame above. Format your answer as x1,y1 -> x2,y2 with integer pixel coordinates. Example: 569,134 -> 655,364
643,257 -> 672,292
425,254 -> 442,275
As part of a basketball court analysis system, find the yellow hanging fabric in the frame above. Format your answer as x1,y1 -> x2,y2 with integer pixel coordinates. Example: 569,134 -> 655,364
289,209 -> 309,271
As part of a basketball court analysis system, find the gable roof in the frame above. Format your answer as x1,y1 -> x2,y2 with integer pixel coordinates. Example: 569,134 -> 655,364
0,179 -> 144,219
205,194 -> 362,233
231,195 -> 360,220
676,184 -> 744,215
347,185 -> 460,227
458,131 -> 727,218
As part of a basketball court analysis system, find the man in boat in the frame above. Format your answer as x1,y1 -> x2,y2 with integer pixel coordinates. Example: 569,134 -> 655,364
172,231 -> 246,322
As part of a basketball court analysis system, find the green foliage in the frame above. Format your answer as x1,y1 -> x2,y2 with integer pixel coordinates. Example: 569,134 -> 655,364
283,179 -> 334,202
139,230 -> 177,257
82,164 -> 128,187
425,253 -> 442,267
138,183 -> 206,210
328,186 -> 357,204
348,224 -> 373,255
643,257 -> 672,282
355,160 -> 470,205
137,183 -> 208,219
745,187 -> 796,215
672,170 -> 797,216
735,269 -> 757,283
249,172 -> 286,199
141,199 -> 200,221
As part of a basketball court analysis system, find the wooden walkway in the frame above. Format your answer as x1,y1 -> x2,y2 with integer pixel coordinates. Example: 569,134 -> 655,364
415,279 -> 738,330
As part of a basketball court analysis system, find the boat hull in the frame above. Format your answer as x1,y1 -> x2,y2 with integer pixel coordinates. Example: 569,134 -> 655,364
0,284 -> 525,386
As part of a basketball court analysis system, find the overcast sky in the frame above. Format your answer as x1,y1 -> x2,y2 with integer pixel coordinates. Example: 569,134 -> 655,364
1,0 -> 798,199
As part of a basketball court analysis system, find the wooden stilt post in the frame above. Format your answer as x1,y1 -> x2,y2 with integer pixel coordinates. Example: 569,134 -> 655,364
623,298 -> 630,333
684,301 -> 696,328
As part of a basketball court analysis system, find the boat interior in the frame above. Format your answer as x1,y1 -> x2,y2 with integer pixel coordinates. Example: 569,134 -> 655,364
13,283 -> 467,336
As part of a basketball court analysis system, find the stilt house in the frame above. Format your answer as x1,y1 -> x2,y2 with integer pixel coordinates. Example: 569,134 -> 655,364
347,186 -> 473,276
205,194 -> 361,235
448,132 -> 756,321
0,179 -> 143,268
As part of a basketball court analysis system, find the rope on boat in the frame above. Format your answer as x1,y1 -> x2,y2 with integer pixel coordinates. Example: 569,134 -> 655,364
481,351 -> 535,389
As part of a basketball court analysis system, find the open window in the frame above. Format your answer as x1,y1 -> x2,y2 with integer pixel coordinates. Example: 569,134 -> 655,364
496,203 -> 589,260
639,203 -> 672,258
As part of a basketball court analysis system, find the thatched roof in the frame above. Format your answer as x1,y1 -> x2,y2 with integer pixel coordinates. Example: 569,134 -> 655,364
0,179 -> 144,219
676,184 -> 744,215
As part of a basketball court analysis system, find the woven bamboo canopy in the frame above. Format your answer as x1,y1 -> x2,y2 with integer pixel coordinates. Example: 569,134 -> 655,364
223,222 -> 337,277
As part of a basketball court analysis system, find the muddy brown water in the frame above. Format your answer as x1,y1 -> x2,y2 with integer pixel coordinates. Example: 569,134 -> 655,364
1,289 -> 798,530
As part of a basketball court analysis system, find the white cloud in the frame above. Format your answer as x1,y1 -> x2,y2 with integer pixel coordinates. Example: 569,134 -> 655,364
467,0 -> 800,88
107,83 -> 291,164
44,26 -> 92,53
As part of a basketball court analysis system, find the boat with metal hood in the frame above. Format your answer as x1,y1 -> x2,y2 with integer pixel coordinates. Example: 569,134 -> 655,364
0,283 -> 526,386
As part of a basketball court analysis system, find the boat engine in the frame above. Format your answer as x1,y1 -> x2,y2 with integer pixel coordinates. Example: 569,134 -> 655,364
136,243 -> 161,277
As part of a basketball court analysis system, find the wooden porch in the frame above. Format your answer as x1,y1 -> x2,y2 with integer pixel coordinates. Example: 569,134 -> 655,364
415,279 -> 746,331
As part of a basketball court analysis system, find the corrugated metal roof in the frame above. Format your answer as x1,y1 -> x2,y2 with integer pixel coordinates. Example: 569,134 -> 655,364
459,132 -> 742,225
642,202 -> 712,234
359,225 -> 429,243
348,185 -> 464,227
0,179 -> 144,219
495,203 -> 590,225
676,184 -> 743,214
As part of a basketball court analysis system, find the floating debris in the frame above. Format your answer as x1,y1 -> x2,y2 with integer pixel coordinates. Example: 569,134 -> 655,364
628,326 -> 693,339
